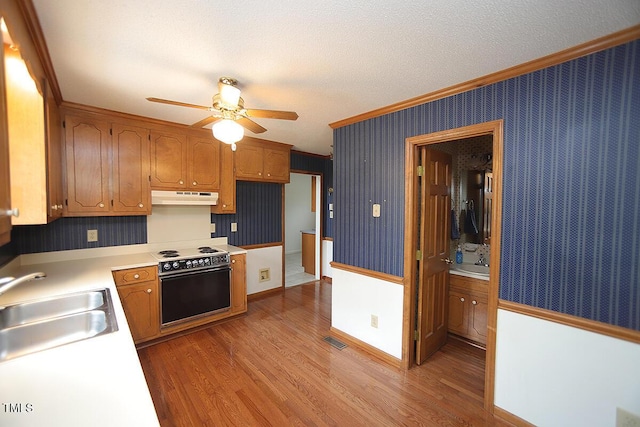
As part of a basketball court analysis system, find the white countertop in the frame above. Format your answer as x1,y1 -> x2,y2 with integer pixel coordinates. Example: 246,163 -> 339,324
0,239 -> 246,427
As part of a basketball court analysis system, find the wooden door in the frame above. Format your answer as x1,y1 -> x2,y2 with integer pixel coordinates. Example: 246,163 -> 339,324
211,144 -> 236,213
150,131 -> 187,189
64,115 -> 111,214
416,147 -> 452,364
447,290 -> 467,336
187,136 -> 220,190
469,294 -> 488,344
112,124 -> 150,214
45,94 -> 64,219
230,254 -> 247,314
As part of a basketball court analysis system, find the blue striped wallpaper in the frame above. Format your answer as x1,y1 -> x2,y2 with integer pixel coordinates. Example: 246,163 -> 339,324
12,216 -> 147,254
211,181 -> 282,246
334,40 -> 640,330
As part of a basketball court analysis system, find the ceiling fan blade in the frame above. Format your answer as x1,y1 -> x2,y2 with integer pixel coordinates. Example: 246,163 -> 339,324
245,109 -> 298,121
190,116 -> 219,128
237,117 -> 267,134
147,97 -> 211,111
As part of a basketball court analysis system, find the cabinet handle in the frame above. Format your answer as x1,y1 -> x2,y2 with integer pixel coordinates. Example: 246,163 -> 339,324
231,259 -> 236,264
192,181 -> 197,186
460,297 -> 465,302
51,205 -> 58,211
472,300 -> 478,305
179,180 -> 184,185
2,208 -> 19,217
99,203 -> 105,208
57,204 -> 63,210
138,203 -> 144,208
133,274 -> 140,279
146,288 -> 152,294
222,204 -> 227,208
258,172 -> 262,176
267,173 -> 271,177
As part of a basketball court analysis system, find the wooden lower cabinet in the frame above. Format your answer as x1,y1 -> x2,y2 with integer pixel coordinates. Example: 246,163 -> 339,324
447,274 -> 488,346
113,266 -> 160,344
230,253 -> 247,314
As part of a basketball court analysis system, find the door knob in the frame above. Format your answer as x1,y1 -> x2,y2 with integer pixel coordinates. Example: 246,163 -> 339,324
441,258 -> 453,264
2,208 -> 19,217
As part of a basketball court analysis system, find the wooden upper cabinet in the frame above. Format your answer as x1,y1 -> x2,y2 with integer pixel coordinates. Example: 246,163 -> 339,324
211,143 -> 236,214
187,136 -> 220,190
64,114 -> 151,216
235,139 -> 291,183
263,147 -> 290,182
0,45 -> 11,245
46,96 -> 64,220
235,143 -> 263,180
64,115 -> 111,214
150,131 -> 187,189
112,124 -> 150,214
150,132 -> 220,192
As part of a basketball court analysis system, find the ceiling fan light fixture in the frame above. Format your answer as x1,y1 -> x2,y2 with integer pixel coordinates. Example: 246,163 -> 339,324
212,119 -> 244,145
218,78 -> 241,108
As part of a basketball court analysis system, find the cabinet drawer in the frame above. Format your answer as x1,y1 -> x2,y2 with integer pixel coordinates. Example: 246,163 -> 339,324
113,266 -> 158,286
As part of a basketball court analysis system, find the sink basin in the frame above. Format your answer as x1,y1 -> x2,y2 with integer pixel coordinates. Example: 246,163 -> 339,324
454,264 -> 490,276
0,289 -> 118,362
0,290 -> 105,329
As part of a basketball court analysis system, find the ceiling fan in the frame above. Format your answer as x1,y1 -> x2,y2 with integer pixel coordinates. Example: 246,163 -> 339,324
147,77 -> 298,149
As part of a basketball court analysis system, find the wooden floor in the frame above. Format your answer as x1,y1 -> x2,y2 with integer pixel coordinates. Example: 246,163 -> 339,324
138,281 -> 509,426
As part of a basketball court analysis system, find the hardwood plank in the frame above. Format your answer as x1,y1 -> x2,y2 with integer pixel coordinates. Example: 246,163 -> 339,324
138,281 -> 511,426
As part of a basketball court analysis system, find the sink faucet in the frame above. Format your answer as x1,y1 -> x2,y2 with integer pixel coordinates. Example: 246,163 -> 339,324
0,272 -> 47,296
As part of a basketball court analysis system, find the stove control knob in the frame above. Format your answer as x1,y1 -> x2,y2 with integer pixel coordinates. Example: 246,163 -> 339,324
163,263 -> 171,271
173,261 -> 179,269
199,259 -> 205,265
204,258 -> 210,264
186,260 -> 192,268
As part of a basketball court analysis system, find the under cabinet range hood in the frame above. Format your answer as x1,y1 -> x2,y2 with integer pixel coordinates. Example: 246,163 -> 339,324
151,190 -> 218,206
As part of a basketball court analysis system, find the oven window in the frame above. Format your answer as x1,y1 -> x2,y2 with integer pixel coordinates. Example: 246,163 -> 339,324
161,268 -> 231,325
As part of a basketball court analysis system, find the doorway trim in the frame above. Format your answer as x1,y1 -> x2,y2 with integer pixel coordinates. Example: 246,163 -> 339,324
402,120 -> 503,412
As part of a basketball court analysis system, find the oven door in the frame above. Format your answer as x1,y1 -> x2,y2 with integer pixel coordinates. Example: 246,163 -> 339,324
160,266 -> 231,327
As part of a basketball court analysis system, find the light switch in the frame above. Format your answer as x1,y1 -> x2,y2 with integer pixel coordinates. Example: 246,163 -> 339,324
329,203 -> 333,211
372,204 -> 381,218
231,222 -> 237,232
210,223 -> 216,233
329,211 -> 334,219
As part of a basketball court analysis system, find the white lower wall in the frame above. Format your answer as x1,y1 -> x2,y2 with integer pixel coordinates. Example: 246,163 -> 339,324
322,239 -> 333,278
495,309 -> 640,426
246,246 -> 283,295
331,268 -> 403,359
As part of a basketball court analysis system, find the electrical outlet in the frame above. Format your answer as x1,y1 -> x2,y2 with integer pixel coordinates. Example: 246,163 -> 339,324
231,222 -> 237,232
259,268 -> 270,282
617,408 -> 640,427
87,229 -> 98,242
370,314 -> 379,328
210,223 -> 216,234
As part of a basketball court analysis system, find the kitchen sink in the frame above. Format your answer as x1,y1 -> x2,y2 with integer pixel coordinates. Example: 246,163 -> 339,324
0,290 -> 106,329
0,289 -> 118,362
454,264 -> 490,276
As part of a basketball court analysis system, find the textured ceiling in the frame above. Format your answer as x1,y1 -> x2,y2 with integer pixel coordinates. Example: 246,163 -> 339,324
30,0 -> 640,155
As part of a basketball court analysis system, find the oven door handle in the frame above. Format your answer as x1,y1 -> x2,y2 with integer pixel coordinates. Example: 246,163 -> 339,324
160,266 -> 231,279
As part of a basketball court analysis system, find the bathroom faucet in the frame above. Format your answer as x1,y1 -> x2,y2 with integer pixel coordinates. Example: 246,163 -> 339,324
0,272 -> 47,296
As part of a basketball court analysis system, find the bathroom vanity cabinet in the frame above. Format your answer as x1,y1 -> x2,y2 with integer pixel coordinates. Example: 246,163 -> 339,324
448,274 -> 488,346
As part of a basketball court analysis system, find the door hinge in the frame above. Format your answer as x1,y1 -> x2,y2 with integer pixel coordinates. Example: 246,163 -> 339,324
416,249 -> 422,261
62,120 -> 65,128
414,330 -> 419,341
417,165 -> 424,176
110,128 -> 112,135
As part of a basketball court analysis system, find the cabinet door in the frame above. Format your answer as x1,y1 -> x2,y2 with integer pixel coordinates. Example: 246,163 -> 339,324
211,144 -> 236,213
64,115 -> 111,214
263,147 -> 290,182
150,131 -> 187,189
46,95 -> 64,219
468,294 -> 488,345
187,136 -> 220,190
235,144 -> 263,180
230,254 -> 247,314
112,124 -> 150,214
118,281 -> 159,343
447,290 -> 468,336
0,45 -> 10,245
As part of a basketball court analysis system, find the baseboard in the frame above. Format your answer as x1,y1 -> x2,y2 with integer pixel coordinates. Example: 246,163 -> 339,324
494,406 -> 535,427
329,327 -> 402,369
248,287 -> 283,301
321,276 -> 332,283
